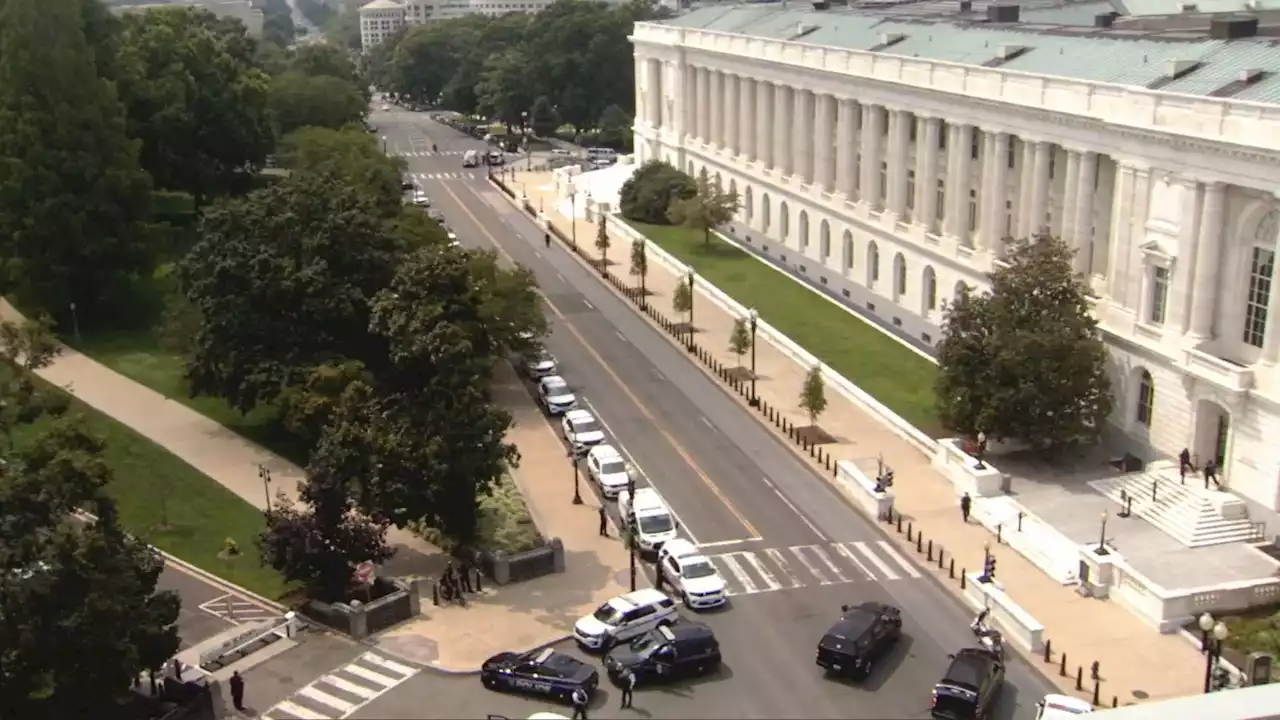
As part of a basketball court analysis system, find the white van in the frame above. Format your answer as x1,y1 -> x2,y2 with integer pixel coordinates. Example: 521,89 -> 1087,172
618,487 -> 677,553
463,149 -> 479,167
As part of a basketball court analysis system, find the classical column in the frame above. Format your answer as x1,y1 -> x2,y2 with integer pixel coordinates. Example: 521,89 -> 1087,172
1171,178 -> 1203,334
1029,141 -> 1052,237
859,104 -> 885,210
834,98 -> 855,198
944,124 -> 973,241
725,74 -> 739,155
1187,181 -> 1225,341
1105,163 -> 1137,302
1016,140 -> 1035,237
915,117 -> 942,233
710,71 -> 724,148
773,84 -> 792,175
977,131 -> 1003,252
1072,152 -> 1098,276
739,78 -> 754,160
757,82 -> 773,168
648,59 -> 662,128
794,89 -> 815,184
885,109 -> 911,217
813,93 -> 835,192
696,68 -> 710,142
1061,150 -> 1081,248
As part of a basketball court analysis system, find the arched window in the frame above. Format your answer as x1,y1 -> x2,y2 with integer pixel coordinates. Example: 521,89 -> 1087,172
745,186 -> 754,224
799,211 -> 809,250
867,241 -> 880,287
729,178 -> 738,197
688,161 -> 696,175
1136,370 -> 1155,427
714,172 -> 723,192
762,193 -> 772,232
780,202 -> 790,240
819,221 -> 831,262
954,280 -> 968,303
893,253 -> 907,301
922,266 -> 937,314
842,231 -> 854,272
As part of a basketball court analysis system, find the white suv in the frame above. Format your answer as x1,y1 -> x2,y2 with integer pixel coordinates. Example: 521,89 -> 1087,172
618,487 -> 677,554
573,588 -> 677,650
658,539 -> 726,609
561,409 -> 605,448
586,445 -> 630,498
537,375 -> 576,415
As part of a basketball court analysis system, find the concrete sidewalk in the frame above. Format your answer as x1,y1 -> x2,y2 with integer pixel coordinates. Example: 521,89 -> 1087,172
509,169 -> 1205,706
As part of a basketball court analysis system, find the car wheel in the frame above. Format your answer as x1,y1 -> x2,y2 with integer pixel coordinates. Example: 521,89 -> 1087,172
481,674 -> 497,689
682,592 -> 692,608
860,658 -> 874,679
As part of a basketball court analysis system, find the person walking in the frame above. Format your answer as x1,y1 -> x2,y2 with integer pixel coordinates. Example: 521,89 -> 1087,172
598,505 -> 608,537
458,558 -> 473,593
620,669 -> 636,709
544,232 -> 552,249
172,658 -> 184,682
229,671 -> 245,712
1205,458 -> 1220,489
571,686 -> 590,720
960,492 -> 972,523
1179,448 -> 1193,483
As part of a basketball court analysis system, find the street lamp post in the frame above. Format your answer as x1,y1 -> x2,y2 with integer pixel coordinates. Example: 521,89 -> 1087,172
258,464 -> 273,512
380,135 -> 387,153
69,302 -> 81,343
748,307 -> 759,407
685,269 -> 697,350
639,242 -> 648,308
570,190 -> 578,249
1096,511 -> 1109,554
569,447 -> 584,505
624,465 -> 640,591
1198,613 -> 1231,693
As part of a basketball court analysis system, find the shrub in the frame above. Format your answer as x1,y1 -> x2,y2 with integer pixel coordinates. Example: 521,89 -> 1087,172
619,160 -> 696,225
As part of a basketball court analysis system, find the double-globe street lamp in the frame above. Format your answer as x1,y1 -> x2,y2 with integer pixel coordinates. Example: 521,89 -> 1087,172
568,444 -> 587,505
685,269 -> 696,350
624,465 -> 641,592
1198,612 -> 1231,693
258,464 -> 273,512
747,307 -> 759,407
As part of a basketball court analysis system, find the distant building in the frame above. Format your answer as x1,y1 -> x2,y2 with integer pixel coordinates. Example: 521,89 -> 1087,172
110,0 -> 264,37
359,0 -> 595,52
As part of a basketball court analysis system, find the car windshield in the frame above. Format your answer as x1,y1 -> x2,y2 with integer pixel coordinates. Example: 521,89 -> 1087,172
638,514 -> 674,534
681,559 -> 717,579
627,633 -> 660,654
592,603 -> 623,625
571,418 -> 600,433
599,460 -> 626,475
545,380 -> 569,394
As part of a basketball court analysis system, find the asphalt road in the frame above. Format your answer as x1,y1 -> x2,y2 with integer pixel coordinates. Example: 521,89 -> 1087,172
368,106 -> 1056,719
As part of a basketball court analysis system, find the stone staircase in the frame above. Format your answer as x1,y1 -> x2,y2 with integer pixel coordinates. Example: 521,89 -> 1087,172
1089,462 -> 1266,548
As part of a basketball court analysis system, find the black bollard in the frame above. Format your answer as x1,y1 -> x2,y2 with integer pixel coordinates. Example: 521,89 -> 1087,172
907,524 -> 914,542
1044,639 -> 1052,663
826,455 -> 832,471
1076,666 -> 1084,691
916,534 -> 923,553
897,515 -> 903,533
1060,654 -> 1068,677
432,581 -> 440,606
937,548 -> 945,569
1092,678 -> 1101,706
1112,697 -> 1118,708
927,539 -> 934,561
960,570 -> 966,589
1091,660 -> 1100,680
948,557 -> 955,578
997,524 -> 1003,544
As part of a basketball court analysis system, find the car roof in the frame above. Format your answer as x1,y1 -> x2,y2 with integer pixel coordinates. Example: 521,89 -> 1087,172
565,409 -> 593,421
662,619 -> 714,642
660,538 -> 700,558
630,487 -> 666,510
542,375 -> 567,385
589,445 -> 623,462
942,651 -> 993,690
1040,694 -> 1093,715
620,588 -> 668,607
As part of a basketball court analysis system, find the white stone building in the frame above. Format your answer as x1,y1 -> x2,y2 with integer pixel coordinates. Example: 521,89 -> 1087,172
631,2 -> 1280,510
358,0 -> 570,52
111,0 -> 264,37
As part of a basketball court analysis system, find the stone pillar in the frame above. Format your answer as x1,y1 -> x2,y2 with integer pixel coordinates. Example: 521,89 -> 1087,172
977,131 -> 1003,252
886,109 -> 911,218
1030,141 -> 1052,237
710,71 -> 723,148
1188,181 -> 1226,341
696,67 -> 710,142
1061,150 -> 1081,251
1016,140 -> 1035,237
794,89 -> 815,185
1172,178 -> 1203,334
1105,163 -> 1137,302
944,124 -> 972,242
859,104 -> 884,210
813,93 -> 835,192
916,117 -> 942,233
773,84 -> 792,175
757,82 -> 773,168
725,74 -> 739,155
1073,152 -> 1098,276
740,78 -> 755,161
647,59 -> 662,128
835,98 -> 855,198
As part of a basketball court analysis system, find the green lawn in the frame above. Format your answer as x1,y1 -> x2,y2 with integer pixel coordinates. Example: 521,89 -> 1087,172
631,222 -> 943,436
13,376 -> 291,600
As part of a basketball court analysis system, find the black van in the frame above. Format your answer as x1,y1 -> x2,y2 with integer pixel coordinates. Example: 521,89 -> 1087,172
603,620 -> 721,685
815,601 -> 902,679
930,647 -> 1004,719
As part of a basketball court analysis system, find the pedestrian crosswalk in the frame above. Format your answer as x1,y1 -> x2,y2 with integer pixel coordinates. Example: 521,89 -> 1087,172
392,150 -> 466,157
197,593 -> 278,625
409,171 -> 482,181
261,652 -> 419,719
706,541 -> 922,597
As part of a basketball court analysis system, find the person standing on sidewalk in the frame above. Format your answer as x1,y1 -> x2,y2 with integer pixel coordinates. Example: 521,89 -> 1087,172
544,232 -> 551,249
458,558 -> 473,593
571,687 -> 590,719
960,493 -> 972,523
598,505 -> 608,537
229,671 -> 245,712
620,669 -> 636,709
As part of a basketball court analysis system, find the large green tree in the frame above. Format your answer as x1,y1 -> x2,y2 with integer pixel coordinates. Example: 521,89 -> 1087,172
117,6 -> 274,206
935,236 -> 1112,450
476,48 -> 535,131
289,42 -> 370,103
277,126 -> 405,217
268,70 -> 367,135
259,0 -> 296,47
0,0 -> 156,323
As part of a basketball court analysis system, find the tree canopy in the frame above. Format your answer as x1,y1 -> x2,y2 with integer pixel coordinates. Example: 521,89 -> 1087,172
0,0 -> 156,323
116,6 -> 274,205
371,0 -> 671,131
277,126 -> 406,217
269,70 -> 367,135
619,160 -> 695,226
935,236 -> 1112,450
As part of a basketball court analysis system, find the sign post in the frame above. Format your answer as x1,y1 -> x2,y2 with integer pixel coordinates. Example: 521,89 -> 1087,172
354,561 -> 376,603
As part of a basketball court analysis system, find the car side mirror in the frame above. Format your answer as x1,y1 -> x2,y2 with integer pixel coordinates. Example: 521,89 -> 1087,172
947,653 -> 956,660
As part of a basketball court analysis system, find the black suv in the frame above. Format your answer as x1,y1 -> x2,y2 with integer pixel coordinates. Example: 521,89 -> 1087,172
815,601 -> 902,679
930,648 -> 1004,719
603,619 -> 721,685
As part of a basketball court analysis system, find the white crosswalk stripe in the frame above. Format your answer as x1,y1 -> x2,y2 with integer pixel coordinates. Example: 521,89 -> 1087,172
706,541 -> 923,598
261,652 -> 419,720
410,171 -> 482,181
391,150 -> 467,157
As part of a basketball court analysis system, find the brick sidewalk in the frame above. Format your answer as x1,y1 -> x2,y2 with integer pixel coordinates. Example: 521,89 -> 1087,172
508,169 -> 1204,706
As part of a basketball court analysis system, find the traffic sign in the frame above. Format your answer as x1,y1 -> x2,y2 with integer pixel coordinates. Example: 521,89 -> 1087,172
354,561 -> 376,585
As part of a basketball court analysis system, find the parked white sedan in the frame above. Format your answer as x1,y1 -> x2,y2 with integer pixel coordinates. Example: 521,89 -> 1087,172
561,409 -> 605,448
586,445 -> 630,498
657,538 -> 727,609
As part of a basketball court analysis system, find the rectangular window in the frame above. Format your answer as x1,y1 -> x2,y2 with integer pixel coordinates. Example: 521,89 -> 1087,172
1244,247 -> 1274,347
906,170 -> 915,210
1150,266 -> 1170,325
970,134 -> 980,161
968,189 -> 978,232
1007,138 -> 1016,169
909,119 -> 917,143
939,126 -> 947,151
937,180 -> 945,219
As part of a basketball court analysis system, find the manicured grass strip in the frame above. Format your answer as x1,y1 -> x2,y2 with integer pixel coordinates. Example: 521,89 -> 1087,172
14,379 -> 291,601
631,221 -> 943,436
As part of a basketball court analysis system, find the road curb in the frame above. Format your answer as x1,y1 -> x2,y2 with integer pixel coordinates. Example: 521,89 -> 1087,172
73,510 -> 288,614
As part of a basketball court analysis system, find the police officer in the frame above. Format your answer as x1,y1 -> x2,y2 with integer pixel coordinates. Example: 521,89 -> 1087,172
229,671 -> 246,712
458,558 -> 473,593
544,232 -> 551,248
960,492 -> 972,523
598,505 -> 608,537
620,668 -> 636,709
571,686 -> 590,719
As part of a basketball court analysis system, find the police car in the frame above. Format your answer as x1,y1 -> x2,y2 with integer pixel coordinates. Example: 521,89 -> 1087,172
480,647 -> 599,703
